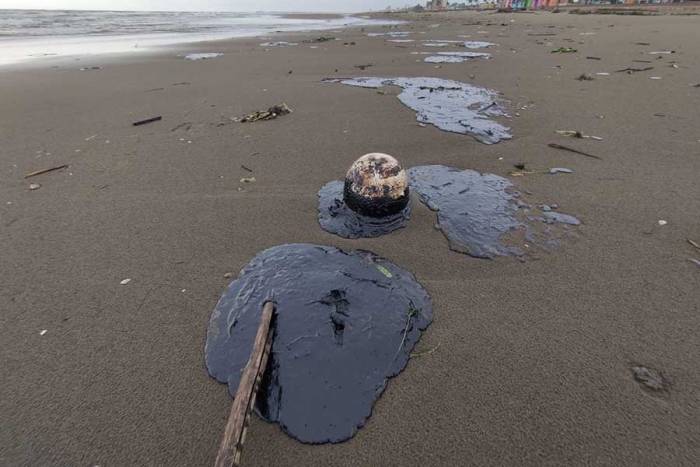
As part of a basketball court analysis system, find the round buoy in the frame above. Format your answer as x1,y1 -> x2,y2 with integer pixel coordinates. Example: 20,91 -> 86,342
343,153 -> 409,218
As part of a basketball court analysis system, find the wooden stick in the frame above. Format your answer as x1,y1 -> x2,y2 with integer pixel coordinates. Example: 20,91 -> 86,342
214,301 -> 275,467
548,143 -> 602,160
24,164 -> 69,179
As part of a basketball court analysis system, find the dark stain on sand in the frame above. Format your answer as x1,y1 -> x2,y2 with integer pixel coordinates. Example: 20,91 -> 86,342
205,244 -> 432,444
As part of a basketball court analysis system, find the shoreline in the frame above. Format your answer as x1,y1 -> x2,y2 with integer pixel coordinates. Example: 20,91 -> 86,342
0,12 -> 402,68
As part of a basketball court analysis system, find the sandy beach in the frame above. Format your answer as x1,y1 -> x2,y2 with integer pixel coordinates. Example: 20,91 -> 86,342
1,9 -> 700,467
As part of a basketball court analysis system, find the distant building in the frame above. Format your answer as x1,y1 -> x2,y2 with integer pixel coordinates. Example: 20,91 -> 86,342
426,0 -> 449,10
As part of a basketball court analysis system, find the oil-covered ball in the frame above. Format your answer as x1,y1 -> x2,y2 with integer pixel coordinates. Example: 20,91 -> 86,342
343,153 -> 410,218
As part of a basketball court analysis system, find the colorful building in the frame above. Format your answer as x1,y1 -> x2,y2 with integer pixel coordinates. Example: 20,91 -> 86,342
500,0 -> 683,8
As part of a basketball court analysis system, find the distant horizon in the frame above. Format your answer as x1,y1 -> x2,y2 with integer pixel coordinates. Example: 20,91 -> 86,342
0,8 -> 368,13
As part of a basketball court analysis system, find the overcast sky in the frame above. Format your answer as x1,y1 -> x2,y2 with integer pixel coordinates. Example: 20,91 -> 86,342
0,0 -> 413,13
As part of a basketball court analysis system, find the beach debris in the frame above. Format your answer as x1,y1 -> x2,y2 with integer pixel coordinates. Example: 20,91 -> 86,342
408,165 -> 580,258
596,72 -> 610,76
223,272 -> 232,279
551,47 -> 577,54
616,66 -> 654,74
260,41 -> 298,47
29,183 -> 41,190
586,56 -> 602,60
636,42 -> 650,46
205,243 -> 432,443
550,168 -> 573,174
375,264 -> 393,278
318,153 -> 410,239
354,64 -> 373,70
556,130 -> 603,140
241,165 -> 253,173
633,366 -> 669,391
120,278 -> 131,285
687,239 -> 700,252
576,73 -> 595,81
658,220 -> 667,226
172,82 -> 190,86
240,177 -> 256,183
514,163 -> 526,170
342,42 -> 356,46
132,116 -> 162,126
650,77 -> 662,80
234,103 -> 292,123
548,143 -> 602,160
40,330 -> 47,336
185,53 -> 223,60
387,39 -> 414,43
146,87 -> 164,92
688,259 -> 700,268
633,59 -> 653,64
85,134 -> 99,141
323,77 -> 511,145
306,36 -> 335,43
649,51 -> 674,55
24,164 -> 69,179
79,67 -> 102,71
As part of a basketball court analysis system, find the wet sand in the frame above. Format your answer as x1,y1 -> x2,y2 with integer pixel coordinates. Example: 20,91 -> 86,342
2,10 -> 700,467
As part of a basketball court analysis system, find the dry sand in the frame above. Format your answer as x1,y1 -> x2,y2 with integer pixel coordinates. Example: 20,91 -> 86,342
1,10 -> 700,467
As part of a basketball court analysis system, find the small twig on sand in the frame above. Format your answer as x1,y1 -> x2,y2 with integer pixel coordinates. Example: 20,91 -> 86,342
688,239 -> 700,252
241,165 -> 253,173
410,343 -> 441,358
24,164 -> 69,178
548,143 -> 602,160
133,116 -> 162,126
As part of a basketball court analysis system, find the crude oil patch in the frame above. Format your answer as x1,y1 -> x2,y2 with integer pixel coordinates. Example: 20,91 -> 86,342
318,180 -> 410,238
184,53 -> 223,60
408,165 -> 581,259
424,52 -> 491,63
323,77 -> 511,145
205,244 -> 433,443
462,41 -> 496,49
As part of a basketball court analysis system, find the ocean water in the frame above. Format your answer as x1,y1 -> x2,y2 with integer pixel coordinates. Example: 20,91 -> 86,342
0,10 -> 400,66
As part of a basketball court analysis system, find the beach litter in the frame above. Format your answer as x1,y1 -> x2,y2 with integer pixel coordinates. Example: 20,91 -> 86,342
548,143 -> 602,160
132,116 -> 162,126
119,278 -> 131,285
354,63 -> 373,70
576,73 -> 595,81
205,243 -> 432,444
323,77 -> 511,145
29,183 -> 41,190
551,47 -> 577,54
616,67 -> 654,74
586,56 -> 602,60
260,41 -> 298,47
649,51 -> 674,55
555,130 -> 602,141
240,165 -> 253,173
549,168 -> 573,174
658,220 -> 667,226
240,177 -> 256,183
79,67 -> 102,71
305,36 -> 335,43
24,164 -> 69,179
234,103 -> 292,123
184,53 -> 223,60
